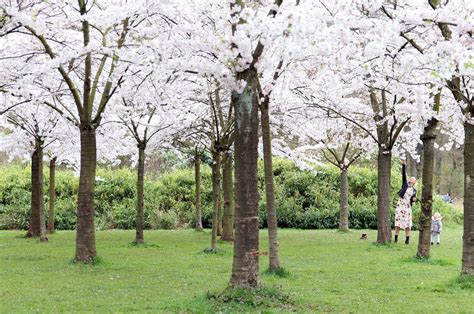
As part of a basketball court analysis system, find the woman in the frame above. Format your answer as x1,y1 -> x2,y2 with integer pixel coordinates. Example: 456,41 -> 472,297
394,160 -> 417,244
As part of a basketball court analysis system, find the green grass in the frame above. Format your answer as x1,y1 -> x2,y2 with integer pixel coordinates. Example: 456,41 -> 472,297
0,226 -> 472,313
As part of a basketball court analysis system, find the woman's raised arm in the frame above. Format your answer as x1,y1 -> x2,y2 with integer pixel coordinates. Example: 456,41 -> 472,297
401,162 -> 407,184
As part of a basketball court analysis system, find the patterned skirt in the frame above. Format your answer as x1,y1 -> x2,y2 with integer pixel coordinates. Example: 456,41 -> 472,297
395,199 -> 412,229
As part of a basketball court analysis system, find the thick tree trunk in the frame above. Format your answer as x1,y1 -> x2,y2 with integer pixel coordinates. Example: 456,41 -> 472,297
462,122 -> 474,275
211,151 -> 221,250
229,71 -> 260,288
376,149 -> 392,244
221,152 -> 234,242
194,152 -> 203,231
339,167 -> 349,231
47,157 -> 57,233
27,139 -> 48,242
135,143 -> 146,244
75,126 -> 97,262
261,99 -> 280,271
417,119 -> 437,258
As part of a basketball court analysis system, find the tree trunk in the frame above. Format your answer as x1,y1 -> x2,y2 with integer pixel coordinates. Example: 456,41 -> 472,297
339,167 -> 349,231
434,149 -> 442,194
261,99 -> 280,271
416,143 -> 424,180
47,157 -> 57,233
406,153 -> 417,179
211,151 -> 221,250
195,151 -> 203,231
376,149 -> 392,244
229,70 -> 260,288
217,157 -> 224,237
75,125 -> 97,262
135,143 -> 146,244
449,153 -> 456,195
27,139 -> 48,242
462,121 -> 474,275
221,152 -> 234,242
417,119 -> 437,258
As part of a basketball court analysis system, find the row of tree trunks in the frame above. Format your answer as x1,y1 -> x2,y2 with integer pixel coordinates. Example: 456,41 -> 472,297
135,143 -> 146,244
230,69 -> 260,288
339,168 -> 349,232
27,139 -> 48,242
221,152 -> 234,242
260,98 -> 280,271
47,157 -> 57,233
417,118 -> 438,258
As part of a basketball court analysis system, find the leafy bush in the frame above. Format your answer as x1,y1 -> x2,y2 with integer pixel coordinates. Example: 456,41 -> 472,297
0,159 -> 463,230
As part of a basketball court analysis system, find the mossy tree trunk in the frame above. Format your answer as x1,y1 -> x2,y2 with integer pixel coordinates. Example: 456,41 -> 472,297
47,157 -> 57,233
229,69 -> 260,288
221,151 -> 234,241
27,139 -> 48,242
417,92 -> 439,258
417,120 -> 437,258
228,0 -> 283,288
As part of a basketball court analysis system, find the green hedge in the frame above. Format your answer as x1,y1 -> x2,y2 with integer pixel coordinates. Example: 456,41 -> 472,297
0,159 -> 463,230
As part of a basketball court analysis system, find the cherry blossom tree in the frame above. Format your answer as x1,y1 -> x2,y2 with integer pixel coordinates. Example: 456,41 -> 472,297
110,66 -> 189,244
371,0 -> 472,263
0,0 -> 175,262
409,0 -> 474,273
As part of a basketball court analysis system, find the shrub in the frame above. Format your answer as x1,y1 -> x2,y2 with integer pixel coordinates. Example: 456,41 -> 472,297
0,159 -> 463,230
155,211 -> 179,229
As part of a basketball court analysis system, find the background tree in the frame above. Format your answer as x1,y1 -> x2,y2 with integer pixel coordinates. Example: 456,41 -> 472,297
0,104 -> 68,241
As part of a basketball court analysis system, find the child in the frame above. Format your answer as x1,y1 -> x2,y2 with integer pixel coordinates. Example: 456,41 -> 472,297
431,212 -> 443,245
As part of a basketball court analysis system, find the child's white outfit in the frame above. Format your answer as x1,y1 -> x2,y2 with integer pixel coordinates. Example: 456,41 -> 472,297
431,215 -> 442,245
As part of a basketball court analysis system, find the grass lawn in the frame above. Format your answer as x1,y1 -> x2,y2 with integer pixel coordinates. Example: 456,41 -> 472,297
0,225 -> 472,313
